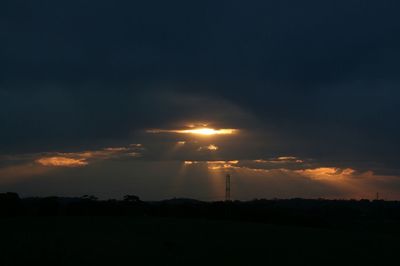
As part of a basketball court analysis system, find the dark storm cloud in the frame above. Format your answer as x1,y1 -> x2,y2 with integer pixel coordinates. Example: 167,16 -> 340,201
2,0 -> 400,83
1,0 -> 400,177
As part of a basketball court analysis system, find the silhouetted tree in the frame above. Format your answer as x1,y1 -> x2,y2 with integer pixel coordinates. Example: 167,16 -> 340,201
81,195 -> 98,201
123,195 -> 141,203
0,192 -> 22,216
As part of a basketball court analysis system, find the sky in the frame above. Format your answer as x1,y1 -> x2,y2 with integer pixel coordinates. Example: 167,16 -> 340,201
1,0 -> 400,200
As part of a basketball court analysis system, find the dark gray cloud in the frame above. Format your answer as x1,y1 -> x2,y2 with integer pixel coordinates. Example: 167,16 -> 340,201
1,0 -> 400,198
2,0 -> 400,83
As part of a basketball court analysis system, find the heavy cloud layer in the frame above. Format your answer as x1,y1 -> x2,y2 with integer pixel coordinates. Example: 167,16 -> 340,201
1,0 -> 400,198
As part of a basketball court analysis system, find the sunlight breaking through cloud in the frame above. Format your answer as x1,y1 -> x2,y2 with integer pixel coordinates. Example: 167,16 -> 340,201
147,128 -> 238,136
183,160 -> 239,170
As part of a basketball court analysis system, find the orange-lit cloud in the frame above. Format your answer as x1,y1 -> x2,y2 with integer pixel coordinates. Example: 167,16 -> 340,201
186,123 -> 209,128
127,152 -> 142,157
103,147 -> 129,152
254,156 -> 304,164
209,160 -> 239,164
34,144 -> 144,168
0,143 -> 145,184
36,157 -> 88,167
181,160 -> 400,200
198,144 -> 219,151
296,167 -> 356,180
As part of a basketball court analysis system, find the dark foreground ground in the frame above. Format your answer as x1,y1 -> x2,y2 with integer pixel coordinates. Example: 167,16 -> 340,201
0,216 -> 397,266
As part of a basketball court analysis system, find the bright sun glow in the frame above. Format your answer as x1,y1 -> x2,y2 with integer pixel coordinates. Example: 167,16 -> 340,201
147,127 -> 237,136
182,128 -> 236,135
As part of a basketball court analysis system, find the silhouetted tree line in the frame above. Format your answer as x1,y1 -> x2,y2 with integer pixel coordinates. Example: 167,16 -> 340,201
1,192 -> 400,232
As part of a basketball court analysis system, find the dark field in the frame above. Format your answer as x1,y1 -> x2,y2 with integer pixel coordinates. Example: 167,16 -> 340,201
0,216 -> 397,266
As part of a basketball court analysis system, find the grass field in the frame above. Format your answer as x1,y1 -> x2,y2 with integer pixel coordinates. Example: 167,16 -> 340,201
0,216 -> 397,265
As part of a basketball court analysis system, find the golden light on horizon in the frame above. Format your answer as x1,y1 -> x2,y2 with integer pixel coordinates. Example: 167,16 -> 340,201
147,127 -> 237,136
